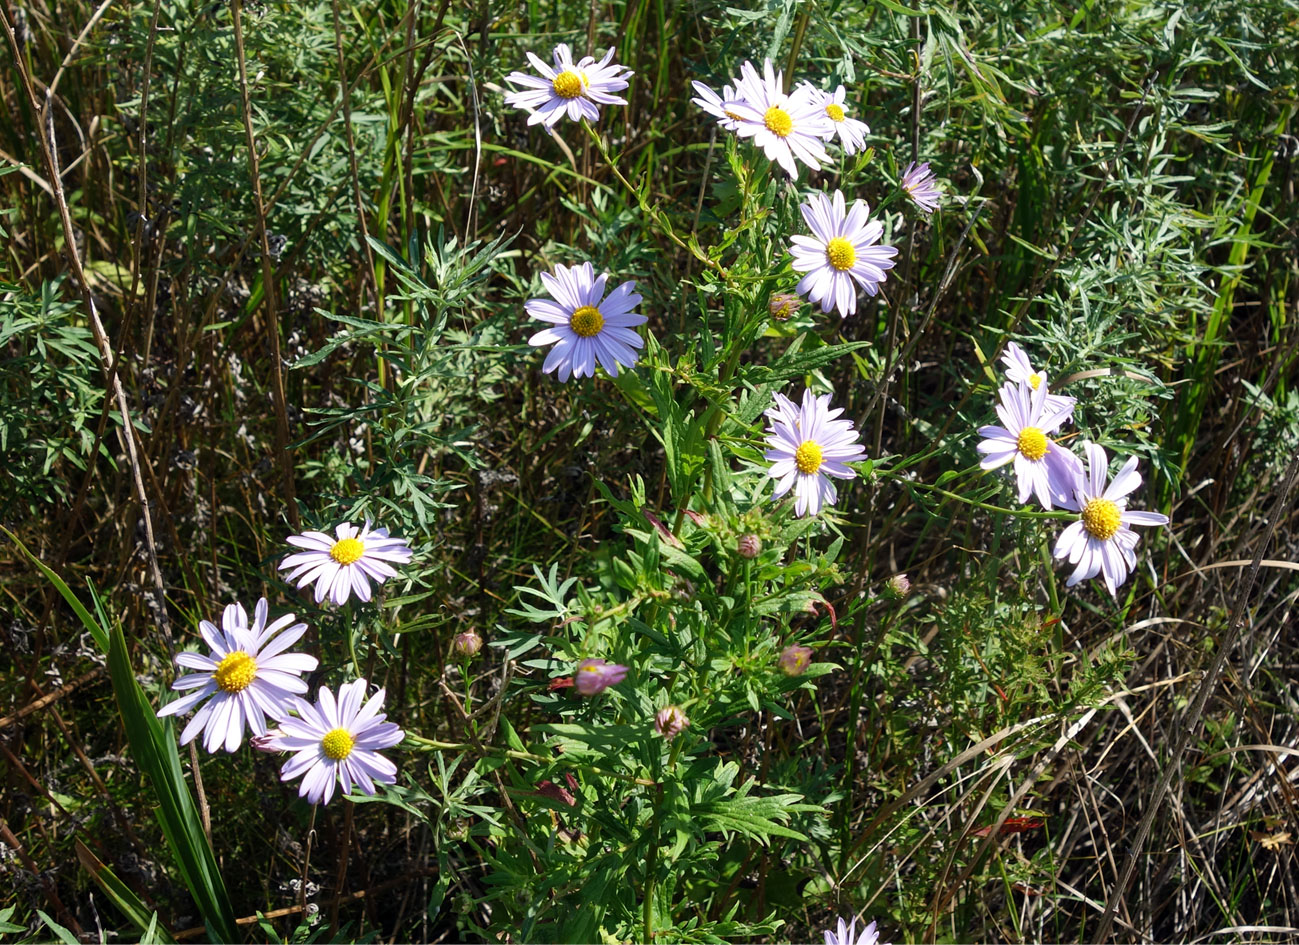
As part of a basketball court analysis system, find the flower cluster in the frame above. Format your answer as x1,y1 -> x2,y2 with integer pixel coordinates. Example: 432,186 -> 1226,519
156,520 -> 414,806
978,343 -> 1169,596
692,60 -> 870,177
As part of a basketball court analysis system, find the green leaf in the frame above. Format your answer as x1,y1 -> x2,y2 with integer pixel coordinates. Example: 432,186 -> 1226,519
36,911 -> 79,945
76,841 -> 177,943
107,626 -> 238,942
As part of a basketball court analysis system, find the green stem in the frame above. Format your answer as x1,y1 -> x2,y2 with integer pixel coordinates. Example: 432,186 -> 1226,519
581,120 -> 731,279
403,733 -> 657,786
876,469 -> 1075,521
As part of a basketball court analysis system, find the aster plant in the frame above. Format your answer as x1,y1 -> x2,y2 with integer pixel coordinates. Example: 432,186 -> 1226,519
503,44 -> 633,129
526,262 -> 646,381
260,678 -> 404,806
727,59 -> 831,177
899,161 -> 942,212
1053,442 -> 1170,596
789,190 -> 897,318
976,380 -> 1082,510
156,599 -> 318,753
764,388 -> 867,517
280,520 -> 413,606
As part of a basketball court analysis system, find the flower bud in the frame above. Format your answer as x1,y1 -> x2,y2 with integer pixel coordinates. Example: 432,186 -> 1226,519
737,533 -> 762,559
777,645 -> 814,676
654,704 -> 689,740
769,292 -> 801,321
452,629 -> 483,658
886,573 -> 911,598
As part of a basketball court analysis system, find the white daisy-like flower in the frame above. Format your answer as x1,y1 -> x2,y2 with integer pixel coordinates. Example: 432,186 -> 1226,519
806,84 -> 870,154
727,59 -> 831,177
503,44 -> 632,129
899,161 -> 943,212
263,679 -> 403,806
788,190 -> 898,317
1053,442 -> 1169,597
825,916 -> 886,945
279,520 -> 413,606
690,79 -> 748,132
156,599 -> 318,754
976,380 -> 1082,510
764,388 -> 867,517
526,261 -> 646,381
1000,341 -> 1076,416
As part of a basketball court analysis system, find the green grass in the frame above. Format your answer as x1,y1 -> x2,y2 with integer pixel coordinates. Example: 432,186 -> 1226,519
2,0 -> 1299,942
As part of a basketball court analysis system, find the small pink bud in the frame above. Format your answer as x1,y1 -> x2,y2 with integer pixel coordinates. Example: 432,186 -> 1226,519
654,705 -> 689,740
777,645 -> 814,677
452,629 -> 483,658
886,573 -> 911,598
769,292 -> 801,321
737,534 -> 762,559
251,732 -> 282,753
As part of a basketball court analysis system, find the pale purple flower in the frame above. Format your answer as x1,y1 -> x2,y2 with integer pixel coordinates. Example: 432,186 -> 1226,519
503,44 -> 632,129
727,59 -> 831,177
788,190 -> 898,318
526,262 -> 646,382
690,79 -> 747,132
976,381 -> 1082,510
900,161 -> 942,212
764,388 -> 867,517
1052,442 -> 1169,597
265,679 -> 404,806
156,599 -> 318,754
807,84 -> 870,154
825,916 -> 885,945
1000,341 -> 1076,416
654,705 -> 689,740
279,520 -> 413,606
778,645 -> 814,676
575,658 -> 628,695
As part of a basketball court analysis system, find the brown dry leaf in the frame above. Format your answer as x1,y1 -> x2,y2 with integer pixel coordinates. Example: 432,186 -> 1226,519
1250,830 -> 1294,851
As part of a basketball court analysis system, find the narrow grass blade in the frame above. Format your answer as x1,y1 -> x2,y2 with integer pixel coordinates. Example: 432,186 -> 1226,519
75,841 -> 177,943
107,620 -> 239,943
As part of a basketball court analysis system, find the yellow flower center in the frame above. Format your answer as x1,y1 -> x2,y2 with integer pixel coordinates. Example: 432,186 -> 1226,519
723,108 -> 744,121
825,237 -> 856,271
794,440 -> 823,475
1081,498 -> 1122,541
570,305 -> 604,337
330,537 -> 365,565
763,105 -> 793,137
1029,372 -> 1042,390
825,103 -> 845,122
551,70 -> 584,100
1016,426 -> 1048,462
213,651 -> 257,693
321,727 -> 355,761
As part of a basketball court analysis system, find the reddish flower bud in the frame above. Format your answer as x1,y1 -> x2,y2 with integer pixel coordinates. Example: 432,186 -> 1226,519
886,573 -> 911,598
654,705 -> 689,740
737,534 -> 762,559
769,292 -> 801,321
452,629 -> 483,658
